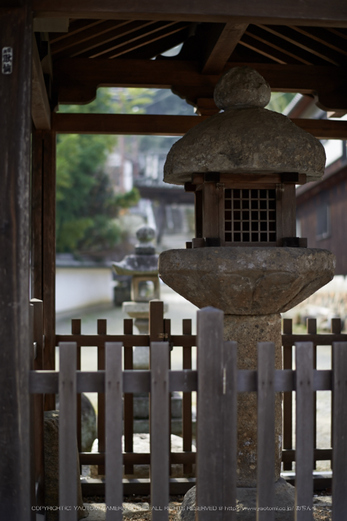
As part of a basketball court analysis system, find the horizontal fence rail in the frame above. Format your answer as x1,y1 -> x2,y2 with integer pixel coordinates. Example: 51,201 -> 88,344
30,368 -> 337,394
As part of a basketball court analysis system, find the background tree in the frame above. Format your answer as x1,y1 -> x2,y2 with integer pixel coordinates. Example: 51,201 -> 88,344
56,89 -> 139,256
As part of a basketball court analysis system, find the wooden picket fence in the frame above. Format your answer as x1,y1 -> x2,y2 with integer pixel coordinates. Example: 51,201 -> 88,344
282,316 -> 346,486
29,300 -> 347,519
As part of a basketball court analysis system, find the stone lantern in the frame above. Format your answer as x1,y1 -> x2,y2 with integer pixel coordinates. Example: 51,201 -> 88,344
113,225 -> 162,368
159,67 -> 335,517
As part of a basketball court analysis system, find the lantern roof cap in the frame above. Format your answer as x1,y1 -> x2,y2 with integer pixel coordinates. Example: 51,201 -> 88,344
112,225 -> 158,276
164,66 -> 326,185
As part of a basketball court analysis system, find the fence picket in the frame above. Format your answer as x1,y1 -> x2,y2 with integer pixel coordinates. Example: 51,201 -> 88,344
59,342 -> 78,520
123,318 -> 134,475
307,319 -> 317,470
222,341 -> 238,521
196,307 -> 230,520
282,319 -> 293,472
150,342 -> 170,520
295,342 -> 314,521
71,320 -> 82,456
332,342 -> 347,520
98,319 -> 107,475
182,318 -> 193,475
105,342 -> 123,520
257,342 -> 275,521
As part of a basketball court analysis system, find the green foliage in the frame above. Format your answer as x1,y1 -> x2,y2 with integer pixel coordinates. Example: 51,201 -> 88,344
267,92 -> 296,113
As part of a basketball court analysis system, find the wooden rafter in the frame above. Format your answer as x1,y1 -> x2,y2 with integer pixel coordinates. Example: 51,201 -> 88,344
201,22 -> 248,74
240,32 -> 306,65
96,22 -> 189,59
258,25 -> 342,65
52,112 -> 347,140
289,27 -> 347,58
51,19 -> 133,57
245,26 -> 324,65
125,30 -> 190,59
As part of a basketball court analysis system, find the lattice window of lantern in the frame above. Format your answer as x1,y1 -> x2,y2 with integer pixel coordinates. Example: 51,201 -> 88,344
224,188 -> 277,243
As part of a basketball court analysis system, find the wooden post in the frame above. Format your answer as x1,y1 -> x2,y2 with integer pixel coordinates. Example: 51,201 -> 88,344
31,130 -> 56,410
202,180 -> 220,242
0,4 -> 33,518
31,299 -> 45,507
32,128 -> 56,410
149,300 -> 165,342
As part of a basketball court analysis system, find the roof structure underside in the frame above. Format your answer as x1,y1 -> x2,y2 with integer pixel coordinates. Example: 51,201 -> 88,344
29,1 -> 347,135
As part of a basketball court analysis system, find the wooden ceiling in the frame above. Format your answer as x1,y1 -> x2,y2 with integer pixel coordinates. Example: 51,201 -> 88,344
30,1 -> 347,138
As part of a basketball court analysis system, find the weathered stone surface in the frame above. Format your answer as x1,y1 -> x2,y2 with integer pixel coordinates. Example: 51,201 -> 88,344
163,67 -> 325,185
224,314 -> 282,486
56,393 -> 97,452
175,479 -> 295,521
159,247 -> 335,315
214,66 -> 271,110
81,393 -> 97,453
44,411 -> 87,520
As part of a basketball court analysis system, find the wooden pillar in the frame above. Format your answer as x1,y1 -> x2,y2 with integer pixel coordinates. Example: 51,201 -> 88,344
0,4 -> 32,518
32,129 -> 56,409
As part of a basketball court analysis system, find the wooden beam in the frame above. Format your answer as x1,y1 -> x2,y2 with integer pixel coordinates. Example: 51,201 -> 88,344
52,112 -> 347,139
201,22 -> 248,74
33,16 -> 69,32
31,36 -> 51,129
0,5 -> 32,518
293,118 -> 347,139
32,0 -> 347,26
53,59 -> 347,113
52,112 -> 206,135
